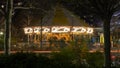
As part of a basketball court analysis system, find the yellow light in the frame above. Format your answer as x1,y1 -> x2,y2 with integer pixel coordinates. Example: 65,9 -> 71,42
86,28 -> 93,34
23,26 -> 94,34
24,27 -> 33,34
0,32 -> 3,35
72,27 -> 91,33
100,33 -> 104,44
34,27 -> 40,33
42,27 -> 50,33
51,26 -> 70,33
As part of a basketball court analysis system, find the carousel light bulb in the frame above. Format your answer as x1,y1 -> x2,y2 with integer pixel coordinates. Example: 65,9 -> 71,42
24,27 -> 33,34
86,28 -> 93,34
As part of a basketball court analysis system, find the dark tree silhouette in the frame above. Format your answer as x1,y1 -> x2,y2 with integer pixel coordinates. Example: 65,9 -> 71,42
1,0 -> 120,67
62,0 -> 120,67
0,0 -> 57,55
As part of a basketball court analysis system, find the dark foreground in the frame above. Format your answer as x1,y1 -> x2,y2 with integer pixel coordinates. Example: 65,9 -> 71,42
0,51 -> 120,68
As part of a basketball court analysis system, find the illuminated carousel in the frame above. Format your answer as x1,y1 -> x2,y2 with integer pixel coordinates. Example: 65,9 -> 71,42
23,6 -> 94,49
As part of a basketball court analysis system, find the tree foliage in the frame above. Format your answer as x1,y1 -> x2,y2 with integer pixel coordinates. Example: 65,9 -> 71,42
61,0 -> 120,68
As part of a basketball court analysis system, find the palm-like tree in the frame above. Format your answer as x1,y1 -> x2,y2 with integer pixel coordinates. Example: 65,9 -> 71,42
62,0 -> 120,67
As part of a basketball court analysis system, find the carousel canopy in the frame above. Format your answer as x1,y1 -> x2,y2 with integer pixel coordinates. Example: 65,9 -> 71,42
39,5 -> 90,26
24,5 -> 93,34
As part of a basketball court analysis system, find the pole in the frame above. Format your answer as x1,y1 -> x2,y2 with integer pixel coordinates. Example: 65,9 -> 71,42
27,14 -> 30,46
40,17 -> 43,49
4,0 -> 13,55
28,34 -> 30,46
71,15 -> 74,41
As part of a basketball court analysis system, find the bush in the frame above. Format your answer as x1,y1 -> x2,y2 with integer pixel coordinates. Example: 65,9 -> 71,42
86,51 -> 104,68
51,44 -> 89,68
51,51 -> 75,68
0,51 -> 105,68
0,52 -> 52,68
0,52 -> 37,68
0,52 -> 74,68
0,37 -> 105,68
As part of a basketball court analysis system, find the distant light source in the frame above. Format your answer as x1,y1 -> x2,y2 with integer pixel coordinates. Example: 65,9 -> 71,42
17,2 -> 22,6
1,5 -> 4,8
51,26 -> 70,33
24,27 -> 33,34
0,32 -> 3,35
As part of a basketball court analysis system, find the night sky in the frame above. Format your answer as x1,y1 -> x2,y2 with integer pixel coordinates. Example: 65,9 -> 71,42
0,0 -> 120,28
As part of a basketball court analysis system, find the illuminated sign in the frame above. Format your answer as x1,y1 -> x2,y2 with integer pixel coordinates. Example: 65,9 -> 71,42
24,26 -> 93,34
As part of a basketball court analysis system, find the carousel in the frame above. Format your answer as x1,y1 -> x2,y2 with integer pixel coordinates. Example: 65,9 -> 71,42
23,5 -> 94,49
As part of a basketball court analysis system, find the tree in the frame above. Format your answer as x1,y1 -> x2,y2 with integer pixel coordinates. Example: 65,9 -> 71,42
62,0 -> 120,68
13,0 -> 56,49
0,0 -> 57,54
4,0 -> 13,55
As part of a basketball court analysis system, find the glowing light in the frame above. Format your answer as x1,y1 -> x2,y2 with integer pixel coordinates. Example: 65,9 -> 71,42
86,28 -> 93,33
33,27 -> 50,34
100,33 -> 104,44
24,26 -> 93,34
42,27 -> 50,33
51,27 -> 70,33
72,27 -> 86,33
0,32 -> 3,35
1,5 -> 4,8
24,27 -> 33,34
34,27 -> 40,33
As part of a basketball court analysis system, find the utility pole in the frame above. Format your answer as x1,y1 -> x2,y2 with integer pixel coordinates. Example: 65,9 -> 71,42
4,0 -> 13,55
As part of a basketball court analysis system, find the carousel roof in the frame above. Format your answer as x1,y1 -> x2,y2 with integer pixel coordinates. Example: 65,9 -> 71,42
23,5 -> 93,34
41,5 -> 90,27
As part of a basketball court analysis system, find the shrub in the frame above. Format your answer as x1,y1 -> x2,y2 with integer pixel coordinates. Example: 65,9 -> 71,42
0,52 -> 51,68
86,51 -> 104,68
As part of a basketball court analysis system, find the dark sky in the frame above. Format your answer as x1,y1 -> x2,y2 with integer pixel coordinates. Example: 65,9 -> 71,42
0,0 -> 120,27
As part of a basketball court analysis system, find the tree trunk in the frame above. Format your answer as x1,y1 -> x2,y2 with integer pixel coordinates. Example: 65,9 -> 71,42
103,19 -> 111,68
4,0 -> 13,55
